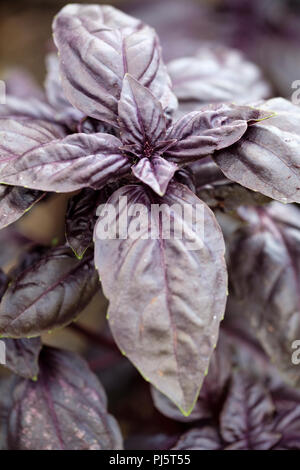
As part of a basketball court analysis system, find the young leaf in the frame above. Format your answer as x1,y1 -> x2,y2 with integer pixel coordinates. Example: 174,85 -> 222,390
118,75 -> 167,150
1,338 -> 42,379
165,104 -> 265,163
7,347 -> 123,450
0,185 -> 44,230
0,246 -> 99,338
132,156 -> 177,197
53,4 -> 177,127
0,131 -> 130,192
213,98 -> 300,203
94,182 -> 227,415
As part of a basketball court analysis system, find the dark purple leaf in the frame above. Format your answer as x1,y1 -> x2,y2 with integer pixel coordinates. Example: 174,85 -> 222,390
0,376 -> 18,450
7,347 -> 123,450
1,337 -> 42,379
220,372 -> 281,450
0,130 -> 130,192
94,182 -> 227,415
0,185 -> 44,230
273,406 -> 300,449
53,4 -> 176,127
132,156 -> 177,196
168,45 -> 271,109
165,104 -> 265,163
228,203 -> 300,386
66,188 -> 110,259
152,334 -> 231,422
173,427 -> 222,450
213,98 -> 300,203
0,246 -> 99,338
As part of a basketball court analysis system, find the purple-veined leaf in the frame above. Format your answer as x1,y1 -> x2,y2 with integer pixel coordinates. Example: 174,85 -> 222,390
0,185 -> 44,230
228,203 -> 300,387
132,156 -> 177,196
118,75 -> 167,150
168,45 -> 271,109
66,188 -> 111,259
213,98 -> 300,203
273,406 -> 300,450
53,4 -> 177,127
220,372 -> 281,450
152,334 -> 231,422
0,246 -> 99,338
94,182 -> 227,415
0,129 -> 130,192
7,347 -> 123,450
1,337 -> 42,379
165,104 -> 266,164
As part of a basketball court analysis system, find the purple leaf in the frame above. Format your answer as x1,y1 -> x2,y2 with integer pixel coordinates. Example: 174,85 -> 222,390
0,269 -> 8,301
165,104 -> 265,163
66,188 -> 111,259
220,372 -> 281,450
2,337 -> 42,379
228,203 -> 300,387
0,185 -> 44,230
213,98 -> 300,203
94,182 -> 227,415
168,45 -> 271,109
0,246 -> 99,338
0,130 -> 130,192
118,75 -> 167,151
132,156 -> 177,196
53,4 -> 177,127
173,427 -> 222,450
152,334 -> 231,422
7,347 -> 123,450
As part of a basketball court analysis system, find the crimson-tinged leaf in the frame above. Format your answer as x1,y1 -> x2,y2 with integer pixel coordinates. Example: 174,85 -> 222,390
165,104 -> 265,163
0,246 -> 99,338
168,45 -> 271,109
66,188 -> 110,259
132,156 -> 177,196
214,98 -> 300,203
94,182 -> 227,415
220,373 -> 281,450
0,185 -> 44,230
118,75 -> 167,150
228,203 -> 300,386
2,338 -> 42,379
0,131 -> 130,192
53,4 -> 176,127
7,347 -> 123,450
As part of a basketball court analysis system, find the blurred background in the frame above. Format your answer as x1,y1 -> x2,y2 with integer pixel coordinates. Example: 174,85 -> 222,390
1,0 -> 300,449
1,0 -> 300,97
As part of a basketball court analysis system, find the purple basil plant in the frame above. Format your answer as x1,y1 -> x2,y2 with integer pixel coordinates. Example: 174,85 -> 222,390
1,3 -> 300,450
